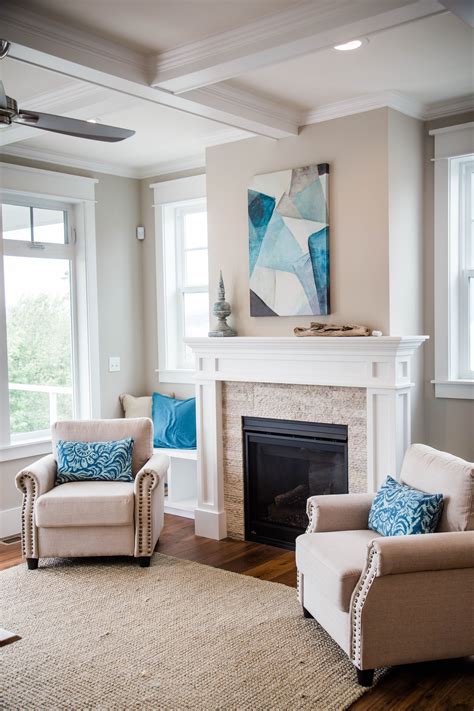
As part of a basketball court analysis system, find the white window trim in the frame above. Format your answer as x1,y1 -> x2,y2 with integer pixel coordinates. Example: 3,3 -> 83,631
430,123 -> 474,400
150,174 -> 206,385
0,163 -> 101,460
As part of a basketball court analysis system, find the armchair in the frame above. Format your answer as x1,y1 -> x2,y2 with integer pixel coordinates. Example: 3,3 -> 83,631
296,444 -> 474,686
16,418 -> 169,569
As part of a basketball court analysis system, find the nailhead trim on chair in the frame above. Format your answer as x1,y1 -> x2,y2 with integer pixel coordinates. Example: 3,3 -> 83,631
135,471 -> 158,557
17,474 -> 37,559
350,545 -> 378,667
306,500 -> 317,533
296,570 -> 304,604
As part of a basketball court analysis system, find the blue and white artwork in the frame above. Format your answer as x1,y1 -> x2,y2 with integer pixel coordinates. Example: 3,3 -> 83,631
248,163 -> 330,316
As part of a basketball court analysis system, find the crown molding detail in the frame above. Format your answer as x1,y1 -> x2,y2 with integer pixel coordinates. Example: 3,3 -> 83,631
151,0 -> 446,92
423,94 -> 474,120
303,91 -> 425,125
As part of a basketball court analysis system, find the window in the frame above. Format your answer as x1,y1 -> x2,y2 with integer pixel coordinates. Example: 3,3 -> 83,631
152,175 -> 209,381
456,158 -> 474,378
1,198 -> 76,442
0,163 -> 100,460
431,122 -> 474,399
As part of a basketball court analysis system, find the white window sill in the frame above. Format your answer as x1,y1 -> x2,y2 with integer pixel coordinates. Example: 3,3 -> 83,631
431,379 -> 474,400
0,438 -> 52,463
155,369 -> 195,384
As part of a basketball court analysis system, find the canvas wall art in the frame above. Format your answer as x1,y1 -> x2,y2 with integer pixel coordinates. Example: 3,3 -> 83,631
248,163 -> 329,316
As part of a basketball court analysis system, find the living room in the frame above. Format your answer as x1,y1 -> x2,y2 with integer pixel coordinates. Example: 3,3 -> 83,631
0,0 -> 473,708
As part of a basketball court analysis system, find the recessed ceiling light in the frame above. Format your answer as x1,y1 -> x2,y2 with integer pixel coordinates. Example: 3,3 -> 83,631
334,39 -> 365,51
87,118 -> 100,123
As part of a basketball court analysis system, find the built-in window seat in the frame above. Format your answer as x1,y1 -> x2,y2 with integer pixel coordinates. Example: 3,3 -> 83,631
154,447 -> 197,519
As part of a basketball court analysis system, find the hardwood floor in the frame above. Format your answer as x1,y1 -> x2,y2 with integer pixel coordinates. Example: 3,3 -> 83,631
2,515 -> 473,710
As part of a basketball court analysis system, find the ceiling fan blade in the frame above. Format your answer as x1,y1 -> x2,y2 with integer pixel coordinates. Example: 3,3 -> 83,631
0,81 -> 7,110
13,110 -> 135,142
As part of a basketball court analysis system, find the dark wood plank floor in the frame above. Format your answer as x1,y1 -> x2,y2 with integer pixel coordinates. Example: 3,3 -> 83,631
1,514 -> 473,710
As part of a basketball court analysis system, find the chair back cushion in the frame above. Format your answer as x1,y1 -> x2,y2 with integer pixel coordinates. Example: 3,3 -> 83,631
52,418 -> 153,477
400,444 -> 474,532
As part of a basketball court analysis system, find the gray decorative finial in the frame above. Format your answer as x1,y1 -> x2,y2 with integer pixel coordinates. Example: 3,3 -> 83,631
209,271 -> 237,337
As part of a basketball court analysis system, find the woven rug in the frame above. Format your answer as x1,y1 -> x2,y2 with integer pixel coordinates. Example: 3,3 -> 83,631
1,555 -> 381,710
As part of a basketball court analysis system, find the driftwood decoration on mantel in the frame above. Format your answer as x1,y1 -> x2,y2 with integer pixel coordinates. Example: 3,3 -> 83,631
294,322 -> 371,337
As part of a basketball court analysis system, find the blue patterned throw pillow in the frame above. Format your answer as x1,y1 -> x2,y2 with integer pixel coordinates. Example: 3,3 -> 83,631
368,476 -> 443,536
56,438 -> 134,485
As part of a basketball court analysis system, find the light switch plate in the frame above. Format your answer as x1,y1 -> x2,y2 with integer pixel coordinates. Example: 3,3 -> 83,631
109,356 -> 120,372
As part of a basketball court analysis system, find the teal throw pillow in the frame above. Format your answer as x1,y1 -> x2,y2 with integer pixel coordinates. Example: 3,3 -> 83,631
56,438 -> 134,485
368,475 -> 443,536
152,392 -> 196,449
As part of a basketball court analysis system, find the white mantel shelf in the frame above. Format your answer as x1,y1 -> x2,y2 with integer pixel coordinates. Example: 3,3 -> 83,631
185,335 -> 428,540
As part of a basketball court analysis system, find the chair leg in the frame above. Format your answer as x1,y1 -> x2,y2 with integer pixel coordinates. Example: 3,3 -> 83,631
26,558 -> 38,570
302,606 -> 314,619
138,557 -> 151,568
355,667 -> 374,687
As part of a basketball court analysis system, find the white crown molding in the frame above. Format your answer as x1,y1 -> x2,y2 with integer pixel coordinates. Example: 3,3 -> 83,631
423,94 -> 474,120
184,83 -> 301,136
151,0 -> 446,92
303,91 -> 425,125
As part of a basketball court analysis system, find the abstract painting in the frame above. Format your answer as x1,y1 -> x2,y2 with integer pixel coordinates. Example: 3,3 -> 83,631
248,163 -> 329,316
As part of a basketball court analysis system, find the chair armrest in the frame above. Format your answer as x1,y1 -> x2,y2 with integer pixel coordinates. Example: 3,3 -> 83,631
306,493 -> 375,532
134,453 -> 169,558
15,454 -> 57,559
372,531 -> 474,577
15,453 -> 57,496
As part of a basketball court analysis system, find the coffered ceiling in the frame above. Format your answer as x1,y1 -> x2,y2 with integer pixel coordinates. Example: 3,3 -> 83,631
0,0 -> 472,178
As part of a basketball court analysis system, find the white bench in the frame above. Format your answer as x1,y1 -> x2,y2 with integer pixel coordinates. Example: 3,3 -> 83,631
153,447 -> 197,519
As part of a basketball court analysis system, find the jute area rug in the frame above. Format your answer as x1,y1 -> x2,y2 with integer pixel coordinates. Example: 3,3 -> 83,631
1,554 -> 380,710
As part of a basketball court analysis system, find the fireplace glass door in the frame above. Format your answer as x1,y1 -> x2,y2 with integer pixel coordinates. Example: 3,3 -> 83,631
243,417 -> 348,549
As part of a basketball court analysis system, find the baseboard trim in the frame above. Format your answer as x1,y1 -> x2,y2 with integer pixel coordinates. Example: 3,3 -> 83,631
194,508 -> 227,540
0,507 -> 21,539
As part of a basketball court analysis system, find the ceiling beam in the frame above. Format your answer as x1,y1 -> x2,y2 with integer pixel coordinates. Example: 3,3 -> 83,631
0,1 -> 299,139
151,0 -> 447,94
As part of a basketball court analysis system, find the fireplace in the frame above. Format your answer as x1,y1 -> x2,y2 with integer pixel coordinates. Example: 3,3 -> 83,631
243,416 -> 348,549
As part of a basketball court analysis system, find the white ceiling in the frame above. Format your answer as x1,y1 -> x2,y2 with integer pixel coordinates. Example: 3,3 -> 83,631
0,1 -> 472,177
17,0 -> 303,53
233,12 -> 473,110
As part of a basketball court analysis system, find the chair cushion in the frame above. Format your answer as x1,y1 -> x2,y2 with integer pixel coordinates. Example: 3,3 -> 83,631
368,476 -> 443,536
400,444 -> 474,532
35,481 -> 134,528
296,530 -> 380,612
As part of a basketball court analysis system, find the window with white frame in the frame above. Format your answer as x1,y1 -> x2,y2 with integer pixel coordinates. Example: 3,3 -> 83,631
0,164 -> 100,458
1,197 -> 77,442
432,122 -> 474,399
152,175 -> 209,381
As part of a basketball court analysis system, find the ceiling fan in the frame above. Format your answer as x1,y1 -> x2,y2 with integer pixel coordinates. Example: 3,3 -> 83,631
0,40 -> 135,142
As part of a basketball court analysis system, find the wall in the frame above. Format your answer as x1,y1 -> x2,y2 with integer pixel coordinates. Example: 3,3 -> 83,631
0,156 -> 146,534
423,112 -> 474,461
206,109 -> 391,336
388,110 -> 425,442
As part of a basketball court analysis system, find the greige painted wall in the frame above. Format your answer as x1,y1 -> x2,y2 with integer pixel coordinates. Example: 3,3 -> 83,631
206,109 -> 391,336
423,112 -> 474,461
388,110 -> 425,442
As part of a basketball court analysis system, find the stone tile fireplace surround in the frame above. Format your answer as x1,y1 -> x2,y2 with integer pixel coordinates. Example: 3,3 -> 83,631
186,337 -> 427,540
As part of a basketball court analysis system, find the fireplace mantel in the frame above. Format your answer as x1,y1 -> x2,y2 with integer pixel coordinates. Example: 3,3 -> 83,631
185,336 -> 428,540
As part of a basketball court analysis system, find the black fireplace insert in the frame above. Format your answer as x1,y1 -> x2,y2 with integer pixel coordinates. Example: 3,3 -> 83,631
243,416 -> 348,549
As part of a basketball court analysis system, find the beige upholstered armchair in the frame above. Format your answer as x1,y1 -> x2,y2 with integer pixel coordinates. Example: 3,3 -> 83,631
296,444 -> 474,686
15,418 -> 169,569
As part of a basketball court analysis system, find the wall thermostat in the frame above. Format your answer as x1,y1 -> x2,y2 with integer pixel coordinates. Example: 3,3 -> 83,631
136,226 -> 145,241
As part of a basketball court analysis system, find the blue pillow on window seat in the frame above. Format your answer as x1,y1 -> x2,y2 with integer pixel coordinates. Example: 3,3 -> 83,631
152,392 -> 196,449
368,475 -> 443,536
